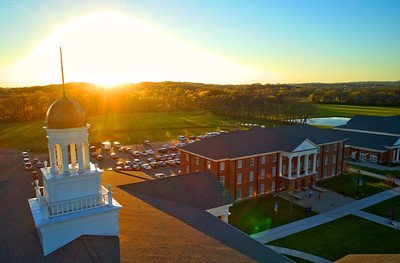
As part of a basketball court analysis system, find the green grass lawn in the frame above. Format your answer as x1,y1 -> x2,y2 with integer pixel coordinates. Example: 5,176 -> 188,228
0,111 -> 261,153
316,104 -> 400,117
269,215 -> 400,261
284,255 -> 312,263
229,195 -> 317,235
318,173 -> 391,199
363,195 -> 400,222
348,163 -> 400,179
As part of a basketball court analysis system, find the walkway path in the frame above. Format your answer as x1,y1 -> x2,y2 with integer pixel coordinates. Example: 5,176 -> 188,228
252,187 -> 400,243
352,210 -> 400,230
268,245 -> 332,263
348,167 -> 400,185
347,160 -> 400,171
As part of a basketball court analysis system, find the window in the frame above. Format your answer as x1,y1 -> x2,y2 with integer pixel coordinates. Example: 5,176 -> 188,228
236,189 -> 242,199
334,144 -> 337,151
332,167 -> 335,176
248,187 -> 253,197
195,156 -> 199,165
237,173 -> 242,184
220,162 -> 225,171
260,183 -> 265,193
323,168 -> 327,177
237,160 -> 242,168
339,152 -> 342,161
317,158 -> 320,167
261,169 -> 265,179
316,171 -> 321,180
250,158 -> 254,166
186,166 -> 189,173
207,160 -> 211,169
325,156 -> 328,165
186,153 -> 189,161
271,181 -> 276,191
220,176 -> 225,186
282,165 -> 286,174
333,154 -> 336,164
272,154 -> 277,162
272,167 -> 276,177
261,156 -> 266,165
325,145 -> 329,152
249,171 -> 254,182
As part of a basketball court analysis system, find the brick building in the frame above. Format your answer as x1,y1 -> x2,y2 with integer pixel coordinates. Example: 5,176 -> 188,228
180,125 -> 347,201
335,115 -> 400,164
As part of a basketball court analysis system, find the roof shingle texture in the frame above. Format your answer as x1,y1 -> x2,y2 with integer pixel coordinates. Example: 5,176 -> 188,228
336,115 -> 400,135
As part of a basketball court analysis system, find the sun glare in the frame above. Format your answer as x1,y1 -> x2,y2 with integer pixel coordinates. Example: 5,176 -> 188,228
0,13 -> 276,87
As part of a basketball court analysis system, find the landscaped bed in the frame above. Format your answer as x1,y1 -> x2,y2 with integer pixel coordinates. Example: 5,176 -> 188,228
229,194 -> 317,235
363,195 -> 400,222
317,172 -> 391,199
268,215 -> 400,261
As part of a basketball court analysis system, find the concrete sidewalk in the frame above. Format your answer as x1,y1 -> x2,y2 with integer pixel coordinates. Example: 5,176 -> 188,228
268,245 -> 332,263
252,187 -> 400,244
352,210 -> 400,230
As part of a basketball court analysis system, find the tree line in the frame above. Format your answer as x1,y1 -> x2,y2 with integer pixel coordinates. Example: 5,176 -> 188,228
0,81 -> 399,123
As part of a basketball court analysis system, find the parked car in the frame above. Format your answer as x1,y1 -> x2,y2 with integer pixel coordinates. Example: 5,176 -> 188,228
24,162 -> 33,170
147,157 -> 155,163
133,159 -> 143,165
21,152 -> 29,158
146,149 -> 155,155
101,141 -> 111,150
91,152 -> 98,157
110,152 -> 118,160
36,161 -> 44,168
118,146 -> 126,152
141,163 -> 151,171
23,158 -> 30,163
143,140 -> 151,145
124,165 -> 133,171
158,161 -> 166,167
178,135 -> 186,142
140,151 -> 149,156
33,157 -> 40,164
155,173 -> 166,179
133,151 -> 141,157
157,148 -> 167,153
163,144 -> 171,149
189,135 -> 197,140
116,161 -> 124,167
166,160 -> 176,166
90,146 -> 96,152
150,161 -> 158,168
133,164 -> 141,171
96,154 -> 103,161
115,166 -> 123,171
125,160 -> 133,167
112,141 -> 121,148
126,147 -> 133,154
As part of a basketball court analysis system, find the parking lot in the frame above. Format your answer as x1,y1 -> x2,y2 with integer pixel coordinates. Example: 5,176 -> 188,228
90,140 -> 181,179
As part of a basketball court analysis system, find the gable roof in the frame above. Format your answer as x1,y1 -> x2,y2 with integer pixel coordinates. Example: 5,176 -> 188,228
336,115 -> 400,135
333,129 -> 400,150
181,124 -> 347,160
121,171 -> 233,210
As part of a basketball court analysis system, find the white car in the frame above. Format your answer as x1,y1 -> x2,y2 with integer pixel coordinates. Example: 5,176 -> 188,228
141,164 -> 151,171
101,141 -> 111,150
146,149 -> 155,155
112,141 -> 121,148
155,173 -> 166,179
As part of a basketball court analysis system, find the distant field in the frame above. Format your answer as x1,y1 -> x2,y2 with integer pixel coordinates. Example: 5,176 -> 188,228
0,111 -> 268,153
316,104 -> 400,117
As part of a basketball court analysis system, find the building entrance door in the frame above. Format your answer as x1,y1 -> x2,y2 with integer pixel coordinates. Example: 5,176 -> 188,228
359,153 -> 367,161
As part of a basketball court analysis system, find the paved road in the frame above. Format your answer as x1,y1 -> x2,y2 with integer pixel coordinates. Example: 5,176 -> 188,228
252,187 -> 400,243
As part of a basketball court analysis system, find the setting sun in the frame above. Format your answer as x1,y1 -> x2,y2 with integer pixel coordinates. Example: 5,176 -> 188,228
0,13 -> 273,87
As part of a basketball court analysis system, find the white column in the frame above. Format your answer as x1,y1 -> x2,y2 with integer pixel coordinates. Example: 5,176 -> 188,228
288,156 -> 292,178
49,144 -> 57,174
396,148 -> 400,162
56,144 -> 63,168
70,144 -> 77,168
77,143 -> 84,173
83,143 -> 90,170
61,144 -> 70,175
279,154 -> 283,177
297,156 -> 301,176
305,154 -> 309,175
313,153 -> 317,173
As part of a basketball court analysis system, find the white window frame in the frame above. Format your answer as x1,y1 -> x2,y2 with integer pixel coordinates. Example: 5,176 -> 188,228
272,167 -> 276,177
207,160 -> 211,169
237,173 -> 242,185
220,176 -> 225,186
261,169 -> 265,179
236,189 -> 241,199
261,156 -> 266,165
250,158 -> 254,166
260,183 -> 265,194
272,154 -> 277,162
248,186 -> 253,197
237,160 -> 242,169
249,171 -> 254,182
282,164 -> 286,174
195,156 -> 199,165
220,162 -> 225,171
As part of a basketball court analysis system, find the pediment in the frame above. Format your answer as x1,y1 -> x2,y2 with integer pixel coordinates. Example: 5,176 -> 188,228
293,139 -> 318,152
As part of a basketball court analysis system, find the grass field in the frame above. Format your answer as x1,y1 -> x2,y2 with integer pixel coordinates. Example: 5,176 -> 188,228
268,215 -> 400,261
363,195 -> 400,222
229,194 -> 317,235
316,104 -> 400,117
348,163 -> 400,179
0,111 -> 274,153
317,173 -> 391,199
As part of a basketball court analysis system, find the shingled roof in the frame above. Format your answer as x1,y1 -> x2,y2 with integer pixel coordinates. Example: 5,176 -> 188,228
334,130 -> 400,151
181,124 -> 347,160
336,115 -> 400,135
120,171 -> 233,210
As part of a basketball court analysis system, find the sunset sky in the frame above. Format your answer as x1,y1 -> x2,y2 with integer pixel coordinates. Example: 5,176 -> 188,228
0,0 -> 399,87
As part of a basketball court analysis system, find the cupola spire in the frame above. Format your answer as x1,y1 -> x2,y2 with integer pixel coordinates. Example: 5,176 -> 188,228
60,47 -> 66,98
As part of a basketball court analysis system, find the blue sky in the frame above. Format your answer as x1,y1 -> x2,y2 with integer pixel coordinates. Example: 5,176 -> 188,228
1,0 -> 399,85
